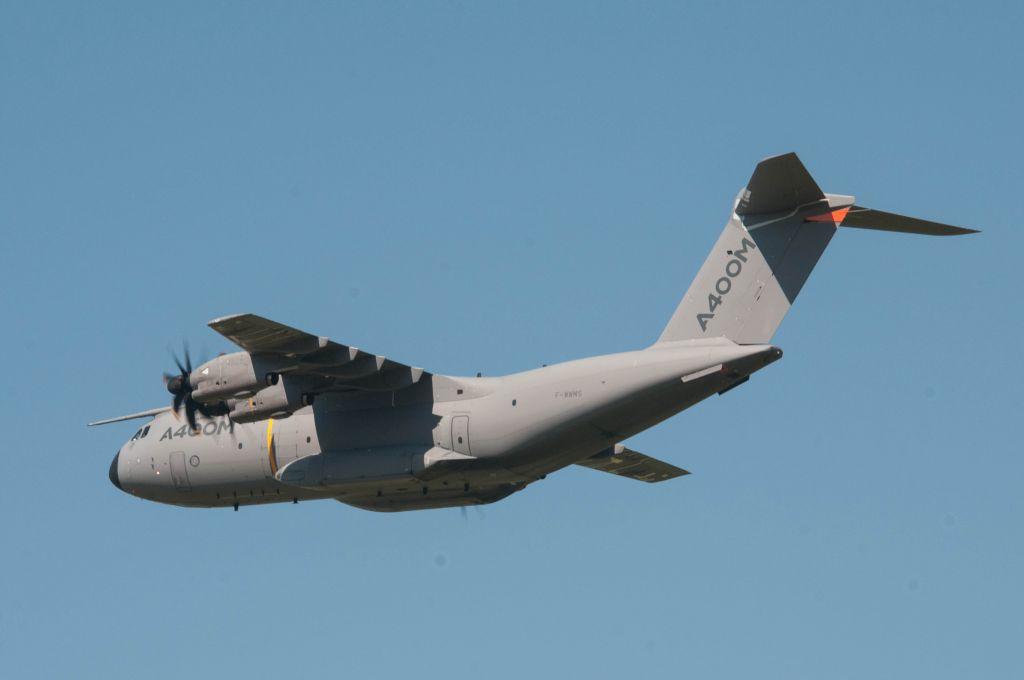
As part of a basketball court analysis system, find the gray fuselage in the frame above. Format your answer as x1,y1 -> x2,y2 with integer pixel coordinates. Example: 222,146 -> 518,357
110,339 -> 779,511
101,152 -> 974,513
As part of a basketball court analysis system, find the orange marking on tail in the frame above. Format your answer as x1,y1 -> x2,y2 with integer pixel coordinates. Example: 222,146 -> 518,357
807,207 -> 851,223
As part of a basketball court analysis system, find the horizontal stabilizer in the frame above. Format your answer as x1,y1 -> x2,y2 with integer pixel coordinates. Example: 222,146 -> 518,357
576,444 -> 689,483
839,206 -> 977,236
659,152 -> 976,346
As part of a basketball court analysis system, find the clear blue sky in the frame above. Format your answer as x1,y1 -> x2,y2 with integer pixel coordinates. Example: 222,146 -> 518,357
2,2 -> 1021,678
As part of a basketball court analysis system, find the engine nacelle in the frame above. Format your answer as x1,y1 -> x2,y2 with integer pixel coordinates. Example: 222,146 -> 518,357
190,352 -> 281,403
228,375 -> 317,423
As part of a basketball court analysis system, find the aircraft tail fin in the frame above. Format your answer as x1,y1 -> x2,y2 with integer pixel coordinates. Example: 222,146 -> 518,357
657,153 -> 975,345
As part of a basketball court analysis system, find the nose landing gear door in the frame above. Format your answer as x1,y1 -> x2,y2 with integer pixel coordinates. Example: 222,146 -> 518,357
169,451 -> 192,491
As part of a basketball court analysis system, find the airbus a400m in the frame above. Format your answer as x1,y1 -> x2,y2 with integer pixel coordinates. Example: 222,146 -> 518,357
91,153 -> 975,512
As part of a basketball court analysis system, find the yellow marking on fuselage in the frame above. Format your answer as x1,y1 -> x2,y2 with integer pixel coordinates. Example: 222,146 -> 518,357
266,418 -> 278,475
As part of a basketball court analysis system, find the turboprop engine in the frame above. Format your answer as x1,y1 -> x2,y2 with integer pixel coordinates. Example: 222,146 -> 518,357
189,351 -> 282,403
228,374 -> 319,423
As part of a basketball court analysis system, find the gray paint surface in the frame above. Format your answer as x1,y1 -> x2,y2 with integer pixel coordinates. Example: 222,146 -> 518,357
93,153 -> 974,512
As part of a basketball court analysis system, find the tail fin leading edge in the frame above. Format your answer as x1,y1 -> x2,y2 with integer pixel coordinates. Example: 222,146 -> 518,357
658,153 -> 975,345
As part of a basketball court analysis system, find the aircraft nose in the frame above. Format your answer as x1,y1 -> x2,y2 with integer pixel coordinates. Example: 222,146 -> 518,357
109,451 -> 123,491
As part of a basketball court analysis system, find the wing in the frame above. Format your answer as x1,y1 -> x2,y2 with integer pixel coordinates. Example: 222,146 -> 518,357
88,406 -> 170,427
576,444 -> 689,483
208,313 -> 429,392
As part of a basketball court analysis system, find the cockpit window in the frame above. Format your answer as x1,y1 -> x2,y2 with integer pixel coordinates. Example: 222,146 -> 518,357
141,425 -> 150,438
130,428 -> 142,442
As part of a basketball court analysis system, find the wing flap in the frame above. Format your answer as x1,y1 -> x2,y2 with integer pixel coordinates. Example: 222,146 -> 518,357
576,444 -> 689,483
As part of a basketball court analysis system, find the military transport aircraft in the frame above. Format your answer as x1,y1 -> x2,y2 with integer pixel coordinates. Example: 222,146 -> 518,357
91,153 -> 975,512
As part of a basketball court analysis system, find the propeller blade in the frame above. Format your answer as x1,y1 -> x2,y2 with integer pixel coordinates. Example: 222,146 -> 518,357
166,341 -> 225,429
173,353 -> 187,377
185,399 -> 198,431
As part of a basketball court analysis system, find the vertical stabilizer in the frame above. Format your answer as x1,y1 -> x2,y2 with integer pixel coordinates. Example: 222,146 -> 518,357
658,153 -> 975,345
659,153 -> 844,344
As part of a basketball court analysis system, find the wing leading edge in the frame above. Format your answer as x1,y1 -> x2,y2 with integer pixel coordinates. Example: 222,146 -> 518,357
88,406 -> 171,427
208,313 -> 429,393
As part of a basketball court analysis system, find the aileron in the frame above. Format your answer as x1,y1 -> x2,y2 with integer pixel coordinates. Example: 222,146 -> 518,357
209,313 -> 326,355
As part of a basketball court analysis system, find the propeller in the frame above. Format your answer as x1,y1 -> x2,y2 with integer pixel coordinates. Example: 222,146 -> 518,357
164,343 -> 226,431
